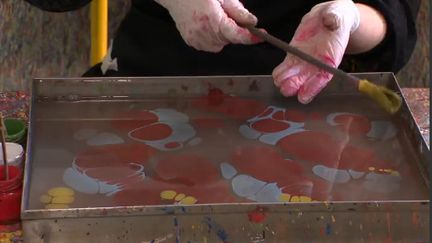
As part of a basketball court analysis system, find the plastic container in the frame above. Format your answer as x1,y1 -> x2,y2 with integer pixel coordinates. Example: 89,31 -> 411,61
0,142 -> 24,171
0,166 -> 22,224
4,119 -> 26,144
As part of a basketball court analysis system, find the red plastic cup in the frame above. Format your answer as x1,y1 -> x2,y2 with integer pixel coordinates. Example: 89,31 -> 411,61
0,166 -> 22,224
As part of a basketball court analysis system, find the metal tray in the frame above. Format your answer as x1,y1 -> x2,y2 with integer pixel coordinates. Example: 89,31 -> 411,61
22,73 -> 429,242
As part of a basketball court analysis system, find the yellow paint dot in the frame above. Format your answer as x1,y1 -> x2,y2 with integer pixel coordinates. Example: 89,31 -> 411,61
160,190 -> 177,200
180,196 -> 197,205
290,196 -> 300,202
368,167 -> 375,171
174,193 -> 186,201
52,196 -> 74,204
278,193 -> 291,202
390,171 -> 400,177
384,169 -> 392,173
39,194 -> 52,204
299,196 -> 312,202
48,187 -> 74,197
45,204 -> 69,209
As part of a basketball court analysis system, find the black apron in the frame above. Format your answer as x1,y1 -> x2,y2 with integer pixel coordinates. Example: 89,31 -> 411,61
84,0 -> 321,77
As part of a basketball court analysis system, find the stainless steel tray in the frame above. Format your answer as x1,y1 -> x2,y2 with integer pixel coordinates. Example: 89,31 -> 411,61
22,73 -> 429,242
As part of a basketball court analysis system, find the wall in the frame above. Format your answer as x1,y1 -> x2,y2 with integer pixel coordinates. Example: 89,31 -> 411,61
0,0 -> 429,91
396,0 -> 430,87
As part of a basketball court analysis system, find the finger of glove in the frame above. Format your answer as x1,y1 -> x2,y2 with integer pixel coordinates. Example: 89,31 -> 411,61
320,0 -> 358,33
219,17 -> 263,44
222,0 -> 257,26
273,58 -> 314,97
272,56 -> 300,86
186,32 -> 225,52
297,71 -> 333,104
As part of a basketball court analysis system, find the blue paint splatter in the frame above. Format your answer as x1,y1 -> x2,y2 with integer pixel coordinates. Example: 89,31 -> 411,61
203,217 -> 228,242
325,223 -> 332,235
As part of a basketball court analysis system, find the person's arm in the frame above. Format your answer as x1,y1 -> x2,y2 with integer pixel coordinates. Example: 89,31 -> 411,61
343,0 -> 420,72
272,0 -> 420,104
345,3 -> 387,54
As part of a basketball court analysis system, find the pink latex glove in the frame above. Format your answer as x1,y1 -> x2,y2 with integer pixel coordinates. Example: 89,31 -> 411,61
273,0 -> 360,104
155,0 -> 262,52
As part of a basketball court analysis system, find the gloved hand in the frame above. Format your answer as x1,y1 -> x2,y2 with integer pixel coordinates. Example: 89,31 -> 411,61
273,0 -> 360,104
155,0 -> 262,52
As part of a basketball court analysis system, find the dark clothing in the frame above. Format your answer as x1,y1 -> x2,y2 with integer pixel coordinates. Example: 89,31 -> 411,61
24,0 -> 91,12
26,0 -> 420,77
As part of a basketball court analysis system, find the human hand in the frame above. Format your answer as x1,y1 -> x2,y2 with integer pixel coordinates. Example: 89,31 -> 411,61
273,0 -> 360,104
155,0 -> 263,52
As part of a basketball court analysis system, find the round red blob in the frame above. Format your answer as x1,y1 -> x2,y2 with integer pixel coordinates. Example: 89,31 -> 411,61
154,154 -> 219,186
192,96 -> 266,120
272,110 -> 285,121
258,107 -> 274,118
250,119 -> 290,133
130,123 -> 173,141
111,110 -> 158,132
75,144 -> 156,169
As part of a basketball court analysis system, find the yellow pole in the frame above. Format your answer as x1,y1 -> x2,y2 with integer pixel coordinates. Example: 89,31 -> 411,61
90,0 -> 108,66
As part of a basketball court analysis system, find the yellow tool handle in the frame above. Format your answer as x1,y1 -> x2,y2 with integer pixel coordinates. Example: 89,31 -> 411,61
358,79 -> 402,114
90,0 -> 108,66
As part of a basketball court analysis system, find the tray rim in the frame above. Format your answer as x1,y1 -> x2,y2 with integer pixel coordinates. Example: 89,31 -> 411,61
21,73 -> 430,220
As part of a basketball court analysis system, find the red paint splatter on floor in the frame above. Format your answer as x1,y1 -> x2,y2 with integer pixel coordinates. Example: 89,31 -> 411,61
248,207 -> 267,223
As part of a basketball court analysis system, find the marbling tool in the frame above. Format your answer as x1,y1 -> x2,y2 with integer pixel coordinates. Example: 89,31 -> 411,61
246,26 -> 402,114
